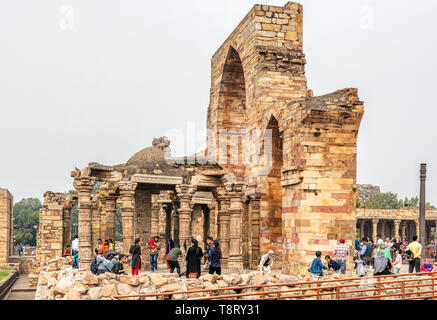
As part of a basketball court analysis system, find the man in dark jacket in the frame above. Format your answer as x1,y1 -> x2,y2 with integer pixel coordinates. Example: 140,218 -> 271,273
325,255 -> 341,273
359,237 -> 373,267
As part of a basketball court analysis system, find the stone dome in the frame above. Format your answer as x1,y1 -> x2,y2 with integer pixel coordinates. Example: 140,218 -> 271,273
126,146 -> 165,168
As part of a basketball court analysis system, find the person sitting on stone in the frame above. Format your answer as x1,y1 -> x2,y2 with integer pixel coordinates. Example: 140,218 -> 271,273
258,250 -> 274,275
111,254 -> 129,275
95,249 -> 112,275
308,251 -> 327,276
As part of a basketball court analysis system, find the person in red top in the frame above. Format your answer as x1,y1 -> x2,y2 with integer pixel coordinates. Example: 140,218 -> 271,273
64,245 -> 71,256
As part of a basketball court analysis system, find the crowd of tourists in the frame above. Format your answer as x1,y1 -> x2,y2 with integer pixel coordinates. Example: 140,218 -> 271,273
63,234 -> 223,278
308,235 -> 433,277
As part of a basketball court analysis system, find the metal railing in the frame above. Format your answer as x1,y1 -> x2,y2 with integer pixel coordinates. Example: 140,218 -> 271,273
112,271 -> 437,301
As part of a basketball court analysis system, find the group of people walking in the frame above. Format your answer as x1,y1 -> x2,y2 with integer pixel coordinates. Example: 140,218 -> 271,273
308,234 -> 431,277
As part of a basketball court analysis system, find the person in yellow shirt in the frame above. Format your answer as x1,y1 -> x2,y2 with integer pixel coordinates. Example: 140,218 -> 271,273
407,235 -> 422,273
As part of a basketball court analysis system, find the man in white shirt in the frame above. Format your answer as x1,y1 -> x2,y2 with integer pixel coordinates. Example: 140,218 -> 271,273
71,235 -> 79,254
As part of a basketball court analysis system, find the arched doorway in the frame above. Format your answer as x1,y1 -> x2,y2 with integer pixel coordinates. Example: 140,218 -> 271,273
215,46 -> 247,181
260,116 -> 283,269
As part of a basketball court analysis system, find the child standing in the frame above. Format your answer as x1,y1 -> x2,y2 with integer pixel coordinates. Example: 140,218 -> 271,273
308,251 -> 327,276
353,256 -> 366,277
392,249 -> 403,274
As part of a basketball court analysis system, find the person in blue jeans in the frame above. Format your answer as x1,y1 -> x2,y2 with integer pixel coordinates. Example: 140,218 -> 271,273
308,251 -> 327,276
148,236 -> 161,272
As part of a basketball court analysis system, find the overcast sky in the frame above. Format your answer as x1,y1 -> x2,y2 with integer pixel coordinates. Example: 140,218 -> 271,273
0,0 -> 436,205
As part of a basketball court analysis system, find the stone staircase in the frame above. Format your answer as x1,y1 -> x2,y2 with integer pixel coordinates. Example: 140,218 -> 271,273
5,274 -> 36,300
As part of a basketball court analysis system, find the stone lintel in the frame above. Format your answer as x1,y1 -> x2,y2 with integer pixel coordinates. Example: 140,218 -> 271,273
131,174 -> 183,185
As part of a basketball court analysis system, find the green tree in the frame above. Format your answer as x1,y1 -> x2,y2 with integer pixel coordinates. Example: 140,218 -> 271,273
362,192 -> 401,209
13,198 -> 42,246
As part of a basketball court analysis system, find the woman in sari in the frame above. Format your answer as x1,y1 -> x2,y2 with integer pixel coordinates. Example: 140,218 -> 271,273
375,242 -> 392,262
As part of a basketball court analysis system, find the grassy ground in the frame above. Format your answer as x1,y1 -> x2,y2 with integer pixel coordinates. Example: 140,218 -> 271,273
0,268 -> 11,281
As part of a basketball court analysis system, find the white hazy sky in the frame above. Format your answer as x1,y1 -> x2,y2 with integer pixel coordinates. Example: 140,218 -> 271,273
0,0 -> 436,205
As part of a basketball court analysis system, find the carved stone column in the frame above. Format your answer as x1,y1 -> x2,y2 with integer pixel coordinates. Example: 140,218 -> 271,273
100,184 -> 118,243
394,219 -> 401,240
62,196 -> 74,251
175,184 -> 197,248
381,220 -> 386,239
400,222 -> 407,242
228,184 -> 244,271
119,181 -> 137,254
248,194 -> 261,269
73,176 -> 95,268
415,220 -> 419,237
216,186 -> 230,271
91,197 -> 101,250
151,199 -> 160,238
372,219 -> 379,242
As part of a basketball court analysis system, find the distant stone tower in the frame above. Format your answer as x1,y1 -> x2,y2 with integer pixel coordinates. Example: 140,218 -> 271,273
0,188 -> 14,263
356,184 -> 381,205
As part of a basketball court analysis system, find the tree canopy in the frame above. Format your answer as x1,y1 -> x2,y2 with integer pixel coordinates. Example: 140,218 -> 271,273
13,198 -> 42,246
359,192 -> 435,209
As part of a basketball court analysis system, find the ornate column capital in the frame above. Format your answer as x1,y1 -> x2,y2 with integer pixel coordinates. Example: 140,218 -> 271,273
119,180 -> 137,195
73,176 -> 95,192
175,184 -> 197,199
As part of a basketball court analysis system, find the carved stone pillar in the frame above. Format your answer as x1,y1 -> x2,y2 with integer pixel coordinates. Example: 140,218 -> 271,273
381,220 -> 386,239
151,199 -> 160,238
99,184 -> 118,243
394,219 -> 401,240
248,194 -> 261,269
119,181 -> 137,254
62,197 -> 74,251
415,220 -> 419,237
216,187 -> 230,271
401,222 -> 407,242
228,184 -> 244,271
175,184 -> 197,248
91,197 -> 101,250
372,219 -> 379,242
73,176 -> 95,268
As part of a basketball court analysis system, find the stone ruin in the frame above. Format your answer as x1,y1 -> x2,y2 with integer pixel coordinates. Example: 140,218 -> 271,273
356,184 -> 381,205
34,1 -> 364,279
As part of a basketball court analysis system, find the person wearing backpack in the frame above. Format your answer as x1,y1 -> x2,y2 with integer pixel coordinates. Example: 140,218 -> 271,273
185,238 -> 203,278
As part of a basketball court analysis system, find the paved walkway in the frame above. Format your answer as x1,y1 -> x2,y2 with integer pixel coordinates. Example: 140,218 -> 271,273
5,274 -> 36,300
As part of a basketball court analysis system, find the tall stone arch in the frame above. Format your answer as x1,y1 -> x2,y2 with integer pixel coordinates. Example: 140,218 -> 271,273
207,2 -> 364,274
